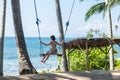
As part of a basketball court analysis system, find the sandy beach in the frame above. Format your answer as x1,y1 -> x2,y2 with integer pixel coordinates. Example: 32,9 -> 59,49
0,70 -> 120,80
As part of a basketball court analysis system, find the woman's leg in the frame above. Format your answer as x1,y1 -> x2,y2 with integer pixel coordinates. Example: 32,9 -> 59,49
42,54 -> 50,63
41,49 -> 57,63
41,56 -> 46,62
43,50 -> 57,63
41,52 -> 50,63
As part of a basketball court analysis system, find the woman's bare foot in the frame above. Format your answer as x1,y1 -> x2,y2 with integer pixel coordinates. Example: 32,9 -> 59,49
41,60 -> 45,63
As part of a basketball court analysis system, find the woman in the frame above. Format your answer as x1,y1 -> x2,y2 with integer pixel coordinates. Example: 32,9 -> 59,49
40,35 -> 63,63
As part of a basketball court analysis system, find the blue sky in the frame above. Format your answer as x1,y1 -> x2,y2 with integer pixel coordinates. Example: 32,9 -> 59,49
1,0 -> 120,38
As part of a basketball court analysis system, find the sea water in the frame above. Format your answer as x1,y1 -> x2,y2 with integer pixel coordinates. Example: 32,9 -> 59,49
3,37 -> 72,75
3,37 -> 120,75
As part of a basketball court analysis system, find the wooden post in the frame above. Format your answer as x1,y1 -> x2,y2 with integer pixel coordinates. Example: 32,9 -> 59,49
86,42 -> 88,70
68,50 -> 70,70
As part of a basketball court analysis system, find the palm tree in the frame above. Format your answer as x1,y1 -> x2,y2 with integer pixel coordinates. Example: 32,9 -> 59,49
105,0 -> 114,70
11,0 -> 37,75
54,0 -> 68,71
80,0 -> 120,70
0,0 -> 6,76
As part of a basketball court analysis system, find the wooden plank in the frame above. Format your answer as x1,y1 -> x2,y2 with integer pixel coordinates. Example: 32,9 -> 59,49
39,54 -> 62,57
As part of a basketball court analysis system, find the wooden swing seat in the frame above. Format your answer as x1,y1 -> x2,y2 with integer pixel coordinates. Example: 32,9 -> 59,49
39,53 -> 62,57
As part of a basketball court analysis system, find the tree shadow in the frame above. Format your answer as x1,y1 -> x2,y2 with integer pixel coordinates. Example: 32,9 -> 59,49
1,70 -> 120,80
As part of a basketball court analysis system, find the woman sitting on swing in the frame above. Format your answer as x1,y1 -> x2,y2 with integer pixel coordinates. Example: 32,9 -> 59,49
40,35 -> 64,63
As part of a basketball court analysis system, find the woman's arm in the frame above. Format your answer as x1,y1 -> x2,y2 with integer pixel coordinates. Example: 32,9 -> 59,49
40,40 -> 51,46
56,40 -> 64,46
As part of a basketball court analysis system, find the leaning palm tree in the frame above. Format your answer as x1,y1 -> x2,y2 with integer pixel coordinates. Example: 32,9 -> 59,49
11,0 -> 37,75
80,0 -> 120,70
0,0 -> 6,76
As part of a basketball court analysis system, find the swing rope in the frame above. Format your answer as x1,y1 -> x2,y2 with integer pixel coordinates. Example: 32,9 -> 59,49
33,0 -> 62,57
34,0 -> 43,53
64,0 -> 75,35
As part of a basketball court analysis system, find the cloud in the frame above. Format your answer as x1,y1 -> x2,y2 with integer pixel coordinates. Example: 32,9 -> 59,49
40,24 -> 60,37
64,21 -> 108,38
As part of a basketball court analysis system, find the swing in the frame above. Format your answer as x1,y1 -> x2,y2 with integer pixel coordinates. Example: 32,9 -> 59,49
34,0 -> 75,57
39,44 -> 63,57
34,0 -> 62,57
40,54 -> 62,56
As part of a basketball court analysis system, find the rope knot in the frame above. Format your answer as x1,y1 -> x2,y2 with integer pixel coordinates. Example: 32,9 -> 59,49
36,18 -> 41,25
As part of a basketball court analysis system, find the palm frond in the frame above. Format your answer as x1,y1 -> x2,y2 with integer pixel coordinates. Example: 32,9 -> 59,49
110,0 -> 120,8
85,2 -> 106,21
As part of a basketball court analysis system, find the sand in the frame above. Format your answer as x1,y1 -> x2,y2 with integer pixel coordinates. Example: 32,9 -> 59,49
0,70 -> 120,80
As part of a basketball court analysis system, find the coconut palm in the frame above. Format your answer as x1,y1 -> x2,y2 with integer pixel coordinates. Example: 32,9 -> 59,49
11,0 -> 37,75
0,0 -> 6,76
85,0 -> 120,21
54,0 -> 68,71
106,0 -> 114,70
84,0 -> 120,39
80,0 -> 120,70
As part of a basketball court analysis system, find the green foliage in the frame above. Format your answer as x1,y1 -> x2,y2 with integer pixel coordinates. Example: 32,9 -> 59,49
115,59 -> 120,69
85,0 -> 120,21
86,28 -> 107,38
68,50 -> 86,71
57,46 -> 120,71
86,33 -> 93,38
66,46 -> 119,71
88,48 -> 109,70
85,2 -> 106,21
68,47 -> 110,71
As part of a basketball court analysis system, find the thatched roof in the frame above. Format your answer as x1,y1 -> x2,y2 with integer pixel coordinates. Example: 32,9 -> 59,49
65,38 -> 120,50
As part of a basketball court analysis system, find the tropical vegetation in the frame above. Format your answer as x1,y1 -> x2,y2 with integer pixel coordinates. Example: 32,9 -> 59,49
80,0 -> 120,70
0,0 -> 120,76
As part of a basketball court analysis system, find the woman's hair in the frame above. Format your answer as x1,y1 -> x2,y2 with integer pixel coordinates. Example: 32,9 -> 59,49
50,35 -> 56,40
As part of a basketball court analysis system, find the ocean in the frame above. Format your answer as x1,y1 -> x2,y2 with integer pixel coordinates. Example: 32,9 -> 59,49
3,37 -> 72,76
3,37 -> 120,76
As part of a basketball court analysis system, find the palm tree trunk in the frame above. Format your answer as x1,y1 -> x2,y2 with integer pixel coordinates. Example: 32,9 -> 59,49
11,0 -> 37,75
54,0 -> 68,71
0,0 -> 6,76
105,0 -> 114,70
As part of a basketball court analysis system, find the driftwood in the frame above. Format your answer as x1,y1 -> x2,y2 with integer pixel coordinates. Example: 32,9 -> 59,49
65,38 -> 120,50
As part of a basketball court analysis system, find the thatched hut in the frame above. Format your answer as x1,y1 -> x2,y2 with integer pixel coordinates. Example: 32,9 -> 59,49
65,38 -> 120,50
65,38 -> 120,70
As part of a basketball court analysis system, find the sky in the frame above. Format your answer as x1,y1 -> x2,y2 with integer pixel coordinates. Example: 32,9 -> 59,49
0,0 -> 120,38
